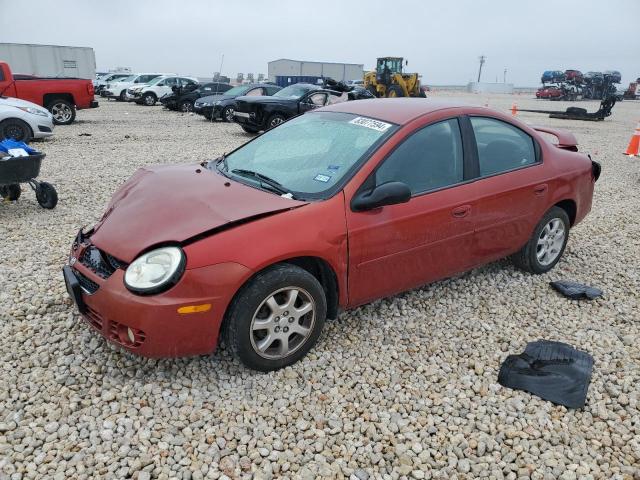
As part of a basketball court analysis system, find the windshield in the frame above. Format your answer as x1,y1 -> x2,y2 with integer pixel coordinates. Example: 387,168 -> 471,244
221,112 -> 396,198
224,85 -> 250,96
117,75 -> 135,83
273,84 -> 316,99
148,76 -> 168,86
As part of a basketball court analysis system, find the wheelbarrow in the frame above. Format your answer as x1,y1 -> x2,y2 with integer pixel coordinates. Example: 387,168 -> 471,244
0,152 -> 58,209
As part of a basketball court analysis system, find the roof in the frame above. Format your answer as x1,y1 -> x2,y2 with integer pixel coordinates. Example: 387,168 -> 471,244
319,98 -> 466,124
269,58 -> 364,67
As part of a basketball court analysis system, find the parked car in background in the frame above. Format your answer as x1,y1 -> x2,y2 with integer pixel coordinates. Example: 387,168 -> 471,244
536,85 -> 563,99
0,96 -> 54,141
233,83 -> 366,133
93,73 -> 131,95
160,82 -> 233,112
126,76 -> 199,106
0,61 -> 98,125
102,73 -> 169,101
63,98 -> 599,371
194,83 -> 281,121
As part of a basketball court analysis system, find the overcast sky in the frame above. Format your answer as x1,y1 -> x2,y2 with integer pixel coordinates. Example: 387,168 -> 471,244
1,0 -> 637,86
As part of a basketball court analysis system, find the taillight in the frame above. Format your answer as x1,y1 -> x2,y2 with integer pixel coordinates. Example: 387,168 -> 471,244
590,156 -> 601,181
87,83 -> 94,95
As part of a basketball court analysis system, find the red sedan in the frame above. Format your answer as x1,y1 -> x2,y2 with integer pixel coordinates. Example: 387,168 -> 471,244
63,99 -> 600,371
536,86 -> 564,99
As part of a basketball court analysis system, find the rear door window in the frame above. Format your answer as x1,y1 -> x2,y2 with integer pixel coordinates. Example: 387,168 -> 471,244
470,117 -> 537,177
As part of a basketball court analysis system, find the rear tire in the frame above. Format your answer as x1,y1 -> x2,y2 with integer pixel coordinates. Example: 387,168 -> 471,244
35,182 -> 58,209
0,118 -> 32,142
511,207 -> 569,274
223,264 -> 327,371
48,99 -> 76,125
0,184 -> 21,201
118,90 -> 127,101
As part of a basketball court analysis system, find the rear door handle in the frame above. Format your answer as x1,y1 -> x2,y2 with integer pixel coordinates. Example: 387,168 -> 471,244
534,184 -> 548,195
452,205 -> 471,218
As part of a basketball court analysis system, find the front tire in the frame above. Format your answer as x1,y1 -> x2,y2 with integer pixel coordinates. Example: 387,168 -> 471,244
0,118 -> 32,142
179,100 -> 193,112
48,99 -> 76,125
512,207 -> 569,274
35,182 -> 58,209
142,93 -> 157,106
387,85 -> 405,98
267,114 -> 286,129
223,264 -> 327,371
222,106 -> 235,122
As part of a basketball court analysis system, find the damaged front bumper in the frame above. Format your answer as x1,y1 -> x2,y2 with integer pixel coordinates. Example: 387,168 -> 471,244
63,229 -> 250,358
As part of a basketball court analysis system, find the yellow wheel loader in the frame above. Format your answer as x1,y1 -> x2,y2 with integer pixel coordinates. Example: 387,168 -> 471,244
363,57 -> 426,98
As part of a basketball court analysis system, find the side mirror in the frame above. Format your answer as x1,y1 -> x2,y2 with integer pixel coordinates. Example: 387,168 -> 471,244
351,181 -> 411,212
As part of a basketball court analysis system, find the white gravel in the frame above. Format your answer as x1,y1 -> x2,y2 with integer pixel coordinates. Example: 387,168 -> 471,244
1,94 -> 639,480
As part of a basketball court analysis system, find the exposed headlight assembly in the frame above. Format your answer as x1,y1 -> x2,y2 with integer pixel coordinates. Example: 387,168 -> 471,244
124,246 -> 185,294
17,106 -> 49,117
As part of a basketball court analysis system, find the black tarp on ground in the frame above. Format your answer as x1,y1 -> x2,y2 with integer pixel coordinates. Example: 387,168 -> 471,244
498,340 -> 593,409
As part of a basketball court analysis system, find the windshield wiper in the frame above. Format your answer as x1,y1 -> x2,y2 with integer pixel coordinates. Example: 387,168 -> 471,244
231,169 -> 292,196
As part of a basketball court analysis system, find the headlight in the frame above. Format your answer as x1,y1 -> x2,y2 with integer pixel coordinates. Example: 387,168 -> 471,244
16,106 -> 49,117
124,246 -> 185,294
214,101 -> 221,105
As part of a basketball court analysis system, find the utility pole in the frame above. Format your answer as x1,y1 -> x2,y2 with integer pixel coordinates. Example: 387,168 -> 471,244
477,55 -> 486,83
503,68 -> 507,83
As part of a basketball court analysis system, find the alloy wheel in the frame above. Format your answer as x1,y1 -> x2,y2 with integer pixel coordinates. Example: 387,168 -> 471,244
51,103 -> 72,123
250,287 -> 316,360
225,107 -> 235,122
270,117 -> 284,128
536,218 -> 566,266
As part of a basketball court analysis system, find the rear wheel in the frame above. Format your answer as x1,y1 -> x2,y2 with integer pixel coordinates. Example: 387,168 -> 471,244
35,182 -> 58,209
48,99 -> 76,125
512,207 -> 569,274
387,85 -> 405,98
0,118 -> 32,142
223,264 -> 327,371
0,184 -> 21,201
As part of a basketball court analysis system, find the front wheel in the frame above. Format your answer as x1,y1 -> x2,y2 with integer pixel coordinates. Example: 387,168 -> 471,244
223,264 -> 327,371
387,85 -> 405,98
142,93 -> 157,106
49,99 -> 76,125
179,100 -> 193,112
0,118 -> 32,142
511,207 -> 569,274
267,114 -> 286,129
222,106 -> 235,122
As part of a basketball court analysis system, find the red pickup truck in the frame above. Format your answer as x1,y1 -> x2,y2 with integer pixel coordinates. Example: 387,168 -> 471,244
0,61 -> 98,125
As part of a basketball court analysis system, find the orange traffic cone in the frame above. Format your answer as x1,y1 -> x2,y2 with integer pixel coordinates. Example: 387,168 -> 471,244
511,103 -> 518,116
624,121 -> 640,156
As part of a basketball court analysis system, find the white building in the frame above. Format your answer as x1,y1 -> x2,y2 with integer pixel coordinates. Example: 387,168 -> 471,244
268,59 -> 364,84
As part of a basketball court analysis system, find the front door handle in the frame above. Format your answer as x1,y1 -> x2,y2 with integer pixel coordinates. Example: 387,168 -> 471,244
452,205 -> 471,218
534,184 -> 548,195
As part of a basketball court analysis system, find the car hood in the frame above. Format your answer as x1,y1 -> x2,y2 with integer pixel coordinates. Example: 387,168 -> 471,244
90,163 -> 307,262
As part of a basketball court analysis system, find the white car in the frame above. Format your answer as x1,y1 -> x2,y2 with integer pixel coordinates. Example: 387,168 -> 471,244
93,72 -> 132,95
126,76 -> 200,106
0,97 -> 54,142
102,73 -> 171,101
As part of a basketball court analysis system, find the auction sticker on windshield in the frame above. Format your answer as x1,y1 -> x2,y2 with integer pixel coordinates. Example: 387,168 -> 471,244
349,117 -> 392,132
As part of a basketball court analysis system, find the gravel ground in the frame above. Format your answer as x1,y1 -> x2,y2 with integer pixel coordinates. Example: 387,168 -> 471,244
1,94 -> 639,480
